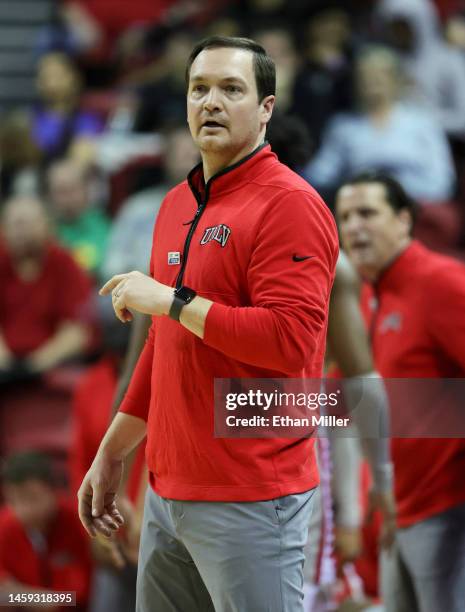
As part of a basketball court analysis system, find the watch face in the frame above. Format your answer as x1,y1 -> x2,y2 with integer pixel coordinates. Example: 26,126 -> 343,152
175,286 -> 197,303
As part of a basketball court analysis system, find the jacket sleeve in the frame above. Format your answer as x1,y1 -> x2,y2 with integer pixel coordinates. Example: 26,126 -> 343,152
118,322 -> 154,421
203,190 -> 338,373
118,219 -> 160,421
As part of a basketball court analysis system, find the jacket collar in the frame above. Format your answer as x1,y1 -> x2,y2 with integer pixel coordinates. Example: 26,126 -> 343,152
375,240 -> 425,293
187,142 -> 277,202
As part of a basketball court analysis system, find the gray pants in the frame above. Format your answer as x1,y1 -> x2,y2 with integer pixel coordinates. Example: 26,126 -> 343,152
136,486 -> 316,612
381,501 -> 465,612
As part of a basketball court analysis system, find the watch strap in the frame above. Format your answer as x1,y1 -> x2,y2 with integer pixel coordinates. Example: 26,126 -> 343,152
169,294 -> 187,322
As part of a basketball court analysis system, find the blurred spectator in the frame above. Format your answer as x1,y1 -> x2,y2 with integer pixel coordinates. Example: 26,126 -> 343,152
58,1 -> 105,57
61,0 -> 178,61
303,46 -> 455,205
445,10 -> 465,52
33,52 -> 103,165
231,0 -> 309,32
291,6 -> 354,147
253,28 -> 299,112
0,197 -> 93,382
203,16 -> 242,39
102,125 -> 199,279
133,32 -> 195,132
69,314 -> 144,612
377,0 -> 465,139
266,112 -> 314,170
0,113 -> 42,199
431,0 -> 463,21
47,159 -> 110,279
70,354 -> 124,500
59,1 -> 225,87
0,451 -> 92,610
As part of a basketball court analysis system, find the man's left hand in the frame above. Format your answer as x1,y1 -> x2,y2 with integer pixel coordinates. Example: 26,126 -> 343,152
100,271 -> 173,322
366,489 -> 396,551
335,525 -> 362,569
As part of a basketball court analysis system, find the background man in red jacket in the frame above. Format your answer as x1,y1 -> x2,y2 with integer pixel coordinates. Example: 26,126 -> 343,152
78,36 -> 339,611
0,196 -> 92,380
336,171 -> 465,612
0,451 -> 92,610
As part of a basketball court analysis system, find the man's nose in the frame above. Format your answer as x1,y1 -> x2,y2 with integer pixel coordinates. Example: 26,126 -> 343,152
340,216 -> 362,241
344,214 -> 364,234
203,87 -> 222,112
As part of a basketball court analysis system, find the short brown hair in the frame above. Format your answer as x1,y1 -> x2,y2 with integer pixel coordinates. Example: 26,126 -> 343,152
185,36 -> 276,102
339,171 -> 417,232
2,451 -> 54,485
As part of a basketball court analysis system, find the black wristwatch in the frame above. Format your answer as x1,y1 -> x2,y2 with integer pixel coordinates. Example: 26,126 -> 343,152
169,286 -> 197,321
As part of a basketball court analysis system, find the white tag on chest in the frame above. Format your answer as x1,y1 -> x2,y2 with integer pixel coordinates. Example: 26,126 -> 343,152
168,251 -> 181,265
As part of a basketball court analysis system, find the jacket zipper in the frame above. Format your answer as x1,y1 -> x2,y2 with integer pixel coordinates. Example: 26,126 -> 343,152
175,193 -> 208,289
175,142 -> 267,289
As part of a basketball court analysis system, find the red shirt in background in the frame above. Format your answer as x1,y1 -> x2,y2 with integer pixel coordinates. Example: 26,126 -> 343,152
355,460 -> 382,599
0,496 -> 92,607
433,0 -> 462,21
76,0 -> 175,35
70,356 -> 145,502
0,242 -> 93,357
361,240 -> 465,527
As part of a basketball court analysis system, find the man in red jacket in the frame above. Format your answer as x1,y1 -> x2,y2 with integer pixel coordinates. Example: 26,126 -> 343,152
336,171 -> 465,612
78,36 -> 339,611
0,196 -> 92,379
0,452 -> 91,610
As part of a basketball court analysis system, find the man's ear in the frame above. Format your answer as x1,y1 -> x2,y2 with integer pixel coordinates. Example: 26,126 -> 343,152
260,95 -> 275,126
398,208 -> 413,236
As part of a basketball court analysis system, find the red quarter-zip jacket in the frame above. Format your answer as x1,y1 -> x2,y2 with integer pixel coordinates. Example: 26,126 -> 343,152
119,144 -> 339,501
0,496 -> 92,607
361,240 -> 465,527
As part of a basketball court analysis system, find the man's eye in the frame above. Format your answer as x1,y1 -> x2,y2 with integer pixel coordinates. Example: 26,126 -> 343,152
226,85 -> 241,93
360,209 -> 376,218
193,85 -> 206,93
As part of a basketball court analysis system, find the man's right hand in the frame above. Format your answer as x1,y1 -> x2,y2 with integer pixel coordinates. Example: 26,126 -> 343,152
78,454 -> 125,538
90,497 -> 140,569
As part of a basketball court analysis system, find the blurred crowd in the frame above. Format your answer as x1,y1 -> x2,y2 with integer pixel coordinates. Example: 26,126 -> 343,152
1,0 -> 465,610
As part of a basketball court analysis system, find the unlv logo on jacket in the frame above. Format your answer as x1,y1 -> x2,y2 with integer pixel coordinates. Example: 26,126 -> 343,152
200,224 -> 231,248
379,312 -> 403,333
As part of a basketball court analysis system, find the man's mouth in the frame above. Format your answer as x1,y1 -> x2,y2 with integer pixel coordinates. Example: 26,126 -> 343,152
201,121 -> 225,129
350,240 -> 371,252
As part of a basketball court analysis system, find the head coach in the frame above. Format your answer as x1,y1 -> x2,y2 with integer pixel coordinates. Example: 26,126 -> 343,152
78,36 -> 339,612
